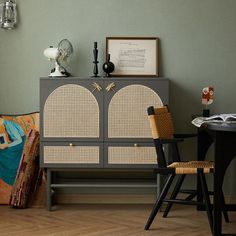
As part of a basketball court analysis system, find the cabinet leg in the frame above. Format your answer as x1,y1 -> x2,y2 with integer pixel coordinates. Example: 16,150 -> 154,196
156,174 -> 160,198
157,174 -> 165,212
46,169 -> 52,211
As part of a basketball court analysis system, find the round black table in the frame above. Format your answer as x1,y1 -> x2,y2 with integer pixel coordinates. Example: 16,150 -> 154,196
198,122 -> 236,236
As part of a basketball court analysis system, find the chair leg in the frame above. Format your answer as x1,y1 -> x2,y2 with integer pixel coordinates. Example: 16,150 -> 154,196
199,170 -> 213,234
144,174 -> 175,230
163,174 -> 186,218
220,189 -> 230,223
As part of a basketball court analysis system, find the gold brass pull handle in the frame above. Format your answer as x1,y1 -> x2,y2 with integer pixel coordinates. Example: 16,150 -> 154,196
69,143 -> 73,147
106,82 -> 116,92
92,82 -> 102,92
134,143 -> 139,147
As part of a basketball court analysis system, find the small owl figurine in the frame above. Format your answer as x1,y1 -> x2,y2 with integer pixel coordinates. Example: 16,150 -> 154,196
202,86 -> 214,105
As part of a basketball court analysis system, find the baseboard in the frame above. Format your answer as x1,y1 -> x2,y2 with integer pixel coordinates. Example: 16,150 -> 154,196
56,193 -> 236,204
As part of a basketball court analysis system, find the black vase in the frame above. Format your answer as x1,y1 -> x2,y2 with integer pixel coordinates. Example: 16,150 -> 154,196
103,54 -> 115,77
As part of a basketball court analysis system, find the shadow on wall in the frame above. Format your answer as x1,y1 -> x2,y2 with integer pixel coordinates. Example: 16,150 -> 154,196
169,79 -> 200,132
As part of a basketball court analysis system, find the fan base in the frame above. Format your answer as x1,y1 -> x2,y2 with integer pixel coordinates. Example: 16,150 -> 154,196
49,71 -> 65,77
49,66 -> 66,77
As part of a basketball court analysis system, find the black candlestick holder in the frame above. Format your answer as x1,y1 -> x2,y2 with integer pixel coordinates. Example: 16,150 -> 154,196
92,42 -> 99,77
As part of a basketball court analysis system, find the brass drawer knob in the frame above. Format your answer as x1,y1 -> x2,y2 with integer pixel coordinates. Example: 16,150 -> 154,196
69,143 -> 73,147
134,143 -> 139,147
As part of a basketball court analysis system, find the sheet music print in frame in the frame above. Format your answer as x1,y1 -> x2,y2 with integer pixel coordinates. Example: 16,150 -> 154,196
106,37 -> 159,77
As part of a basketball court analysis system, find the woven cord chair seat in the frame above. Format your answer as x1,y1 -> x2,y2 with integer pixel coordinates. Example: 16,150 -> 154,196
168,161 -> 214,174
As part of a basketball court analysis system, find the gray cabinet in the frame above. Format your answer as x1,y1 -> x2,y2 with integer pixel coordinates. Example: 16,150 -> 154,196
40,77 -> 169,210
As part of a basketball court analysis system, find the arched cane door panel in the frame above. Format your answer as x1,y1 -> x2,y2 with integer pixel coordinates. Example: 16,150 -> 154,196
44,84 -> 99,138
108,84 -> 163,138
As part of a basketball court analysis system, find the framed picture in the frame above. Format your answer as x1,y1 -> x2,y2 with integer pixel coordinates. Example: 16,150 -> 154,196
106,37 -> 159,77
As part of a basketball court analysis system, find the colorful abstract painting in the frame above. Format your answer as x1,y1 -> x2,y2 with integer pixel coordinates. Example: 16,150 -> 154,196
0,113 -> 39,204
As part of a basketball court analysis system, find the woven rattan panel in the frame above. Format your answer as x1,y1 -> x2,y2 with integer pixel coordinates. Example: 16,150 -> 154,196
108,85 -> 163,138
44,146 -> 99,164
44,84 -> 99,137
108,146 -> 157,164
149,112 -> 174,139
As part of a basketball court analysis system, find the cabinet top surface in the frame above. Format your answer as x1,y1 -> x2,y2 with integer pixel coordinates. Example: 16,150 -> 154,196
40,77 -> 169,81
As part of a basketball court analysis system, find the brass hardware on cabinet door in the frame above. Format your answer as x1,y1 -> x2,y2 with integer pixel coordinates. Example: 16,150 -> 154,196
134,143 -> 139,147
106,82 -> 116,92
69,143 -> 73,147
92,82 -> 102,92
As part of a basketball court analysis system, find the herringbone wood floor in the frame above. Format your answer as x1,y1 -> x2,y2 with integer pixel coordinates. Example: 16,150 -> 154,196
0,204 -> 235,236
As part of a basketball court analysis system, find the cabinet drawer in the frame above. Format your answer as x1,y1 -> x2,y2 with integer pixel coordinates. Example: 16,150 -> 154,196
105,143 -> 157,168
41,142 -> 103,167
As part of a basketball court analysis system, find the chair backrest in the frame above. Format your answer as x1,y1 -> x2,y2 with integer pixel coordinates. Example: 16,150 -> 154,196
147,106 -> 174,139
147,106 -> 178,168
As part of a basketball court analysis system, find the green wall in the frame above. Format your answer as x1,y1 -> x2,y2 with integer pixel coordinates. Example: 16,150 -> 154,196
0,0 -> 235,195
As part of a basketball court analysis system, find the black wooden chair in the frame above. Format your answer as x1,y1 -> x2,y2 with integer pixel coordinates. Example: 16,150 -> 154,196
144,106 -> 229,233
